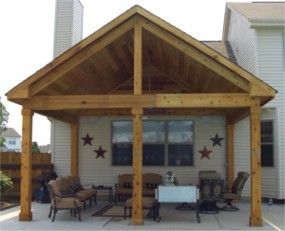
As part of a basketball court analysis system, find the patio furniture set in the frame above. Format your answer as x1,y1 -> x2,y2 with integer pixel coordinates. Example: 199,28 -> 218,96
46,171 -> 249,222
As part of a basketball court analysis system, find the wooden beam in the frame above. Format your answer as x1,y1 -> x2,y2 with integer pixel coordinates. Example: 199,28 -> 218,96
134,24 -> 142,94
154,93 -> 254,108
19,107 -> 33,221
35,110 -> 77,124
249,101 -> 262,226
226,117 -> 235,190
132,108 -> 143,225
139,17 -> 250,93
29,18 -> 137,96
70,118 -> 79,176
27,93 -> 255,110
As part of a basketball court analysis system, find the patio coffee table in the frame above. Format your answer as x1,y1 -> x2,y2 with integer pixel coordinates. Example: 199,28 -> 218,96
155,185 -> 200,223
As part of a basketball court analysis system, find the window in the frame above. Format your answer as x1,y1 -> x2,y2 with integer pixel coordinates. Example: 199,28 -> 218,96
112,121 -> 132,166
112,120 -> 194,166
8,140 -> 16,145
143,121 -> 165,166
168,121 -> 194,166
261,121 -> 274,167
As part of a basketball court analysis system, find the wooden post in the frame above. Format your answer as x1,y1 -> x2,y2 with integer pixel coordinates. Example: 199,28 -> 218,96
226,118 -> 235,190
134,24 -> 142,95
132,107 -> 143,225
132,23 -> 143,225
19,107 -> 33,221
70,118 -> 79,176
249,103 -> 262,226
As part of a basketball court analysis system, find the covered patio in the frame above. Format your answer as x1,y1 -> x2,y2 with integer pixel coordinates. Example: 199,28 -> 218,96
1,202 -> 284,230
6,6 -> 276,227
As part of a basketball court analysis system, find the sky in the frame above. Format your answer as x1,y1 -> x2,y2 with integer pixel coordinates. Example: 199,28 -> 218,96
0,0 -> 271,145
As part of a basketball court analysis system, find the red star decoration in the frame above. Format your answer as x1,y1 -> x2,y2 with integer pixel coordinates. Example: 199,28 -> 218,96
199,146 -> 212,159
81,133 -> 94,146
94,145 -> 106,159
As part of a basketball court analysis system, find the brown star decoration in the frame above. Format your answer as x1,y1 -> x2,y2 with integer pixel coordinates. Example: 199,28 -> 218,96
199,146 -> 212,159
94,145 -> 106,159
81,133 -> 94,146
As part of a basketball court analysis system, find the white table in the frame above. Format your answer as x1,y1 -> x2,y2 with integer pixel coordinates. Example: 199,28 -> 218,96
155,185 -> 200,223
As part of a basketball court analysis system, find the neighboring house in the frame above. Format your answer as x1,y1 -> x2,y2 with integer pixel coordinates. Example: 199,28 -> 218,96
223,2 -> 284,200
1,128 -> 21,152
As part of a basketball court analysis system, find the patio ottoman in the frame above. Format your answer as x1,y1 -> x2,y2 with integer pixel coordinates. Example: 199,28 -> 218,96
124,196 -> 156,220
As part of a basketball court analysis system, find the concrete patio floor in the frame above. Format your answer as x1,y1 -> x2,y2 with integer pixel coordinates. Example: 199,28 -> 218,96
0,201 -> 284,230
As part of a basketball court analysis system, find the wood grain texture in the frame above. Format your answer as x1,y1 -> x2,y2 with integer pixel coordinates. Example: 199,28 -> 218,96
19,108 -> 33,221
249,103 -> 262,226
131,108 -> 143,225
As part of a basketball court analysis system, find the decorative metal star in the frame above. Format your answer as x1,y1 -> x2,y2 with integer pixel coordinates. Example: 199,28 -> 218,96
210,133 -> 224,146
94,145 -> 106,159
199,146 -> 212,159
81,133 -> 94,146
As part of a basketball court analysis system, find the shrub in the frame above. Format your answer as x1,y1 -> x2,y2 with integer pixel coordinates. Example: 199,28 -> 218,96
0,171 -> 13,194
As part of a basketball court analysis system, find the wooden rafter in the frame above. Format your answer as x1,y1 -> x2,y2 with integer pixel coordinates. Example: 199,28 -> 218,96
144,65 -> 192,92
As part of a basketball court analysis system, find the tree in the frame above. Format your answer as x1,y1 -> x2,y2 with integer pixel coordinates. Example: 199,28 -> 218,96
0,100 -> 9,148
32,141 -> 41,153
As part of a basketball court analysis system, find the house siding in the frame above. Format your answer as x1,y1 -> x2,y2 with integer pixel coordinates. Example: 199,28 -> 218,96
255,28 -> 285,199
53,116 -> 227,187
53,0 -> 83,58
227,9 -> 284,199
51,120 -> 71,176
227,10 -> 256,74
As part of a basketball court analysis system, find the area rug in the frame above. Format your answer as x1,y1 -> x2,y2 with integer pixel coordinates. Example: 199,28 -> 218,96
92,204 -> 150,218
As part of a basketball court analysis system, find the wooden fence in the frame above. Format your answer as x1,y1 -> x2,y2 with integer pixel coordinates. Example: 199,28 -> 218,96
0,152 -> 51,198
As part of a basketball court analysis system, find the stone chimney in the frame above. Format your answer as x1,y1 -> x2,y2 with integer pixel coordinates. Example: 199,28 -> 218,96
53,0 -> 84,58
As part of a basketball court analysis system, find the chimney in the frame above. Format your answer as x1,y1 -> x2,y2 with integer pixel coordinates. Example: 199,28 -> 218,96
53,0 -> 84,58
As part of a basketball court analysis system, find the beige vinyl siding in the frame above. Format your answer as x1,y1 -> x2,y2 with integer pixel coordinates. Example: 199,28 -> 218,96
51,120 -> 71,176
53,0 -> 83,58
234,109 -> 279,199
227,10 -> 256,74
227,10 -> 284,199
234,118 -> 251,197
72,0 -> 83,46
76,116 -> 226,187
255,28 -> 285,199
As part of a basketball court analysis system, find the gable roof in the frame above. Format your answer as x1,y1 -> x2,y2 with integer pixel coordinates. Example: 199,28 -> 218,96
227,2 -> 285,23
203,41 -> 237,64
3,128 -> 21,138
6,5 -> 276,106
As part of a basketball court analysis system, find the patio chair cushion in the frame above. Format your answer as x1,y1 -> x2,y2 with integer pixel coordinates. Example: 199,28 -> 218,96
55,197 -> 83,209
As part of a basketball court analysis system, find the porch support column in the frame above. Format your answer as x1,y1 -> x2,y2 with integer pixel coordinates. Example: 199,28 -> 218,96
249,102 -> 262,226
19,107 -> 33,221
132,23 -> 143,225
226,118 -> 235,190
132,108 -> 143,225
70,118 -> 79,176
